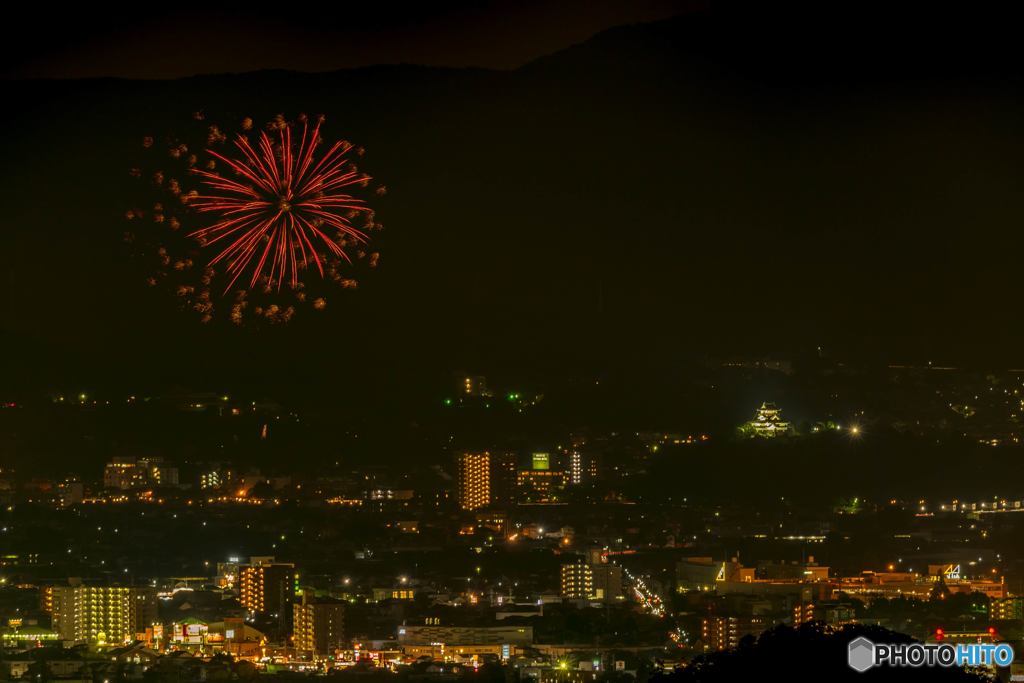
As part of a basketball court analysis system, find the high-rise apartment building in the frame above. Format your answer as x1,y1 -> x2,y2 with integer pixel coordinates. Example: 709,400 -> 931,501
560,559 -> 622,603
701,615 -> 768,651
457,452 -> 491,511
293,594 -> 345,657
560,562 -> 594,600
239,557 -> 296,634
489,451 -> 519,505
45,581 -> 157,644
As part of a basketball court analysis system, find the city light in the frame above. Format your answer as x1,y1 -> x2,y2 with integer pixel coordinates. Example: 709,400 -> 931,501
5,7 -> 1019,679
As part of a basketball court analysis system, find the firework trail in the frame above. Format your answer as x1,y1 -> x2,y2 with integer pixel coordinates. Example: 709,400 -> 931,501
126,113 -> 383,324
188,116 -> 370,292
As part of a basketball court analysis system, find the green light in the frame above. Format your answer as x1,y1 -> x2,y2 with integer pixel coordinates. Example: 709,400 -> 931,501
443,398 -> 452,406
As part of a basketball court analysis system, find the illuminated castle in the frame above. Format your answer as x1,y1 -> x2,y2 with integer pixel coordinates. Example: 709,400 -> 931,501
749,402 -> 791,437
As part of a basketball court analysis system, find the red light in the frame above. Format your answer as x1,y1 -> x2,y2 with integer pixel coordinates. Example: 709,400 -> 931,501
189,119 -> 373,292
988,627 -> 996,635
936,628 -> 944,640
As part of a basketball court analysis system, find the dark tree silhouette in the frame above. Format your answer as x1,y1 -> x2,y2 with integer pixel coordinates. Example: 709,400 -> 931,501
660,622 -> 993,682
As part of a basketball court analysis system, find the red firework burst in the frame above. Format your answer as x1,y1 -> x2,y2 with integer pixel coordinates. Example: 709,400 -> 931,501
187,116 -> 371,292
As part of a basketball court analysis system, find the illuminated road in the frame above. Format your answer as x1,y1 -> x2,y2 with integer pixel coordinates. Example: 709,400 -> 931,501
620,564 -> 688,645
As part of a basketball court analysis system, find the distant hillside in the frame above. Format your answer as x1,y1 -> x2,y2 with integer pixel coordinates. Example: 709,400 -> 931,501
4,4 -> 1024,393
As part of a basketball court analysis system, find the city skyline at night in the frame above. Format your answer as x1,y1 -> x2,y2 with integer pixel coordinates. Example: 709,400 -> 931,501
3,2 -> 1024,681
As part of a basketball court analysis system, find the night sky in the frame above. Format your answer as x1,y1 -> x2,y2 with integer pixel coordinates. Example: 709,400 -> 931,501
3,1 -> 1024,400
1,2 -> 695,79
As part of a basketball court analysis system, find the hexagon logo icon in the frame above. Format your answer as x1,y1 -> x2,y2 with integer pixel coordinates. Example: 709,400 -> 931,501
848,637 -> 875,673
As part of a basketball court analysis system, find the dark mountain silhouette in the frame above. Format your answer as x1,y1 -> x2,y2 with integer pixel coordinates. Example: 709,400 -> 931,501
4,2 -> 1024,397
